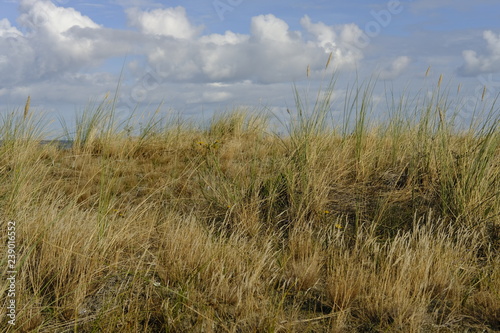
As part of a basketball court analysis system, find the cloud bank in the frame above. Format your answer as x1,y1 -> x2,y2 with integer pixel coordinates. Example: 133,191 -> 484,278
0,0 -> 496,125
0,0 -> 369,90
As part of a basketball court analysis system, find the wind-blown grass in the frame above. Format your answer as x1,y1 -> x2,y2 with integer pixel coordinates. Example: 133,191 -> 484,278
0,74 -> 499,332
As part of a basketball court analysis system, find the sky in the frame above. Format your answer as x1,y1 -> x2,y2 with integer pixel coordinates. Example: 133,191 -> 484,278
1,0 -> 500,136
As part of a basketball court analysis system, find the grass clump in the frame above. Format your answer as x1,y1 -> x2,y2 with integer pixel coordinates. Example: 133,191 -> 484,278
0,74 -> 500,332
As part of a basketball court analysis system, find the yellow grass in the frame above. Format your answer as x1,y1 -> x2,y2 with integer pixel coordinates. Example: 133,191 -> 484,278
0,81 -> 500,332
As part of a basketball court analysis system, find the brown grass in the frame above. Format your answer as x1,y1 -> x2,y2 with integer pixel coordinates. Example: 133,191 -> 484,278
0,87 -> 499,332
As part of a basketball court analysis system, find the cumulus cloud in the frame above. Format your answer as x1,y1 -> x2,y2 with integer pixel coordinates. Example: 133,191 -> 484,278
1,1 -> 367,88
0,18 -> 22,37
301,15 -> 338,51
458,30 -> 500,76
199,31 -> 249,46
251,14 -> 298,43
126,11 -> 315,83
141,13 -> 365,84
300,16 -> 364,69
0,0 -> 370,113
126,6 -> 203,39
0,33 -> 34,84
18,0 -> 100,36
0,0 -> 134,87
379,56 -> 411,80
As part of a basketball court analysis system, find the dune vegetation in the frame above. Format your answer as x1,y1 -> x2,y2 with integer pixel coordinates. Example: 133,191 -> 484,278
1,73 -> 500,332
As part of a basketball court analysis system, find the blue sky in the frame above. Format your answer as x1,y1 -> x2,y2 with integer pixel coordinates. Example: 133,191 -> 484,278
0,0 -> 500,136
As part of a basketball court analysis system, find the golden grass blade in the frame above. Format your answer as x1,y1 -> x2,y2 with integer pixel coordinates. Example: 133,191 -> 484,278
24,95 -> 31,120
425,66 -> 431,77
325,51 -> 333,69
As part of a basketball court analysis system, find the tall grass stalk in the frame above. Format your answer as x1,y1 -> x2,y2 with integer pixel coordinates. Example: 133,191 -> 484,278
59,92 -> 119,152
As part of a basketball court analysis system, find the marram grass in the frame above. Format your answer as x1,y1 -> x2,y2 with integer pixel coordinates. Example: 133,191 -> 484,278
1,78 -> 500,332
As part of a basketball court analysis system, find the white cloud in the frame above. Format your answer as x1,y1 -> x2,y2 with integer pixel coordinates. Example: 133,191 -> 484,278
0,18 -> 29,82
300,15 -> 336,50
459,30 -> 500,76
1,2 -> 366,88
199,31 -> 249,46
0,18 -> 22,37
133,12 -> 365,84
0,17 -> 33,84
379,56 -> 411,80
0,1 -> 372,122
250,14 -> 297,43
126,6 -> 203,39
300,16 -> 364,69
0,0 -> 134,87
18,0 -> 100,36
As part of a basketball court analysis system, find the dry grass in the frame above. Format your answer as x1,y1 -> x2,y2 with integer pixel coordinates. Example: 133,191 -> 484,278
1,80 -> 500,332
